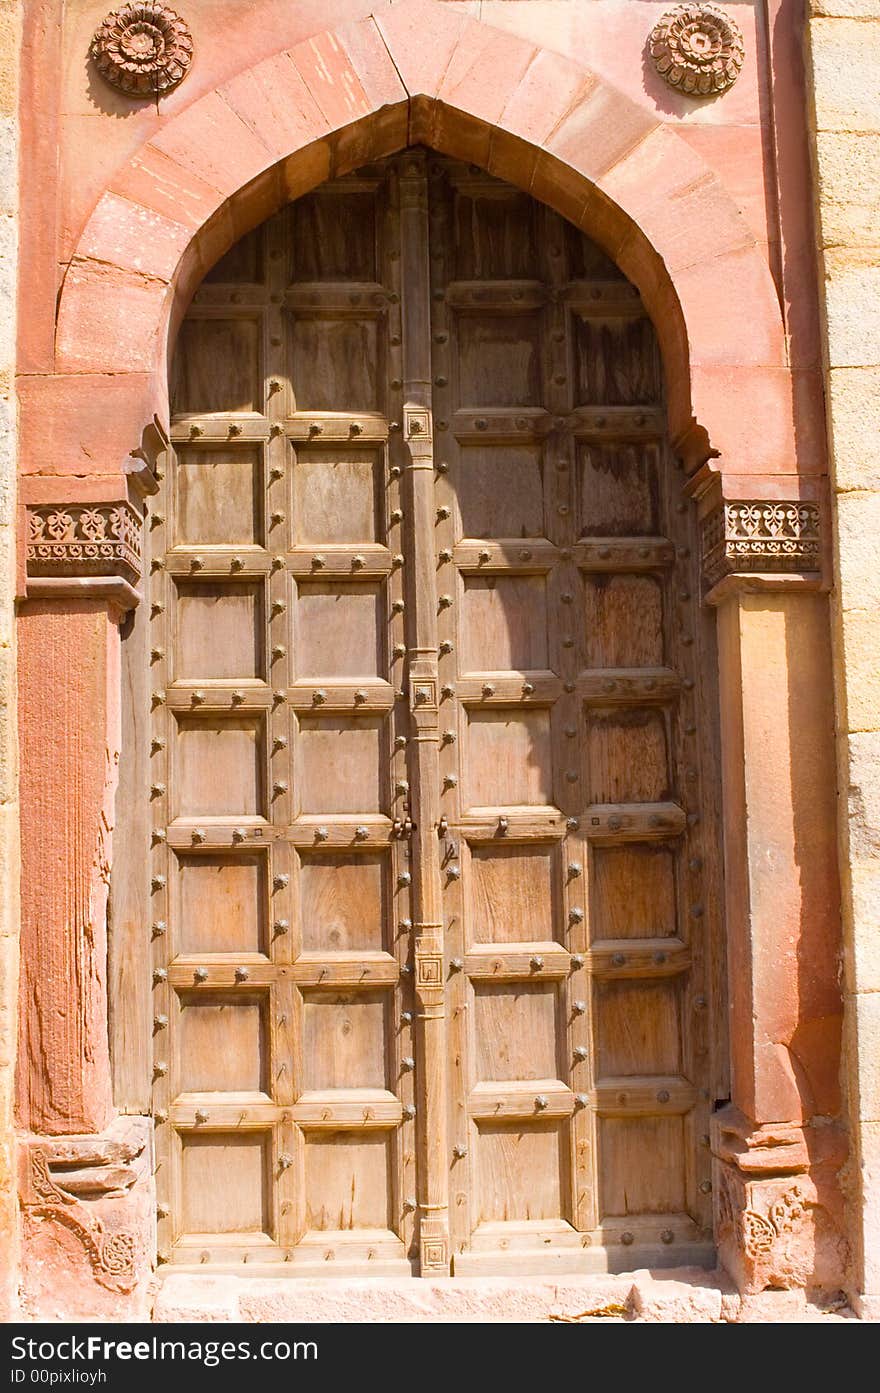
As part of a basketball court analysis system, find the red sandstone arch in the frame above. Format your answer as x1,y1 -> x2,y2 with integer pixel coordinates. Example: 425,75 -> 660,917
49,0 -> 792,480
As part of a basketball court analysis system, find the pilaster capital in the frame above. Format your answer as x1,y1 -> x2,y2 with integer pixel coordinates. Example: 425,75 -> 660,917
24,499 -> 144,610
686,468 -> 824,600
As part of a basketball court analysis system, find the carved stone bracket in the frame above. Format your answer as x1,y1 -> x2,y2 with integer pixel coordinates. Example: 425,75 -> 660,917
19,1118 -> 154,1308
700,499 -> 822,590
26,502 -> 143,609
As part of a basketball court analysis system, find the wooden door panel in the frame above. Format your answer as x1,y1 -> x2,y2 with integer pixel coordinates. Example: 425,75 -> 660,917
180,1133 -> 272,1236
304,1133 -> 393,1232
289,318 -> 382,413
298,853 -> 387,953
476,1123 -> 565,1224
294,583 -> 383,679
468,845 -> 558,944
176,993 -> 267,1094
174,581 -> 264,680
173,851 -> 268,956
473,982 -> 559,1080
174,445 -> 264,546
156,150 -> 717,1276
295,719 -> 385,815
460,576 -> 548,672
302,991 -> 389,1091
293,449 -> 381,544
455,445 -> 546,539
583,575 -> 664,668
173,716 -> 265,819
172,316 -> 262,415
466,709 -> 554,808
590,844 -> 677,940
577,441 -> 661,537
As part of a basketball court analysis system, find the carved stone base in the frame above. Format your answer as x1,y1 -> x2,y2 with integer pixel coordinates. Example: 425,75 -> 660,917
19,1117 -> 155,1319
712,1106 -> 849,1295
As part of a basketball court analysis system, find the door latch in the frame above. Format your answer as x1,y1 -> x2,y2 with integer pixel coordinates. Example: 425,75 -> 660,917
392,815 -> 414,838
437,816 -> 449,839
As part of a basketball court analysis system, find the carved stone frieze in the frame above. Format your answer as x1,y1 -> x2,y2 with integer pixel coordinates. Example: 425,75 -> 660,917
701,500 -> 822,587
649,4 -> 745,96
26,502 -> 142,597
90,5 -> 193,97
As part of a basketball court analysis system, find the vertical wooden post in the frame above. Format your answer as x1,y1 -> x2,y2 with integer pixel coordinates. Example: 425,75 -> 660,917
398,151 -> 450,1274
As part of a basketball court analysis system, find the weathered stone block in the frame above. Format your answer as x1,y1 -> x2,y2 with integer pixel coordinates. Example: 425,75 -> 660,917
834,491 -> 880,611
828,367 -> 880,491
814,132 -> 880,248
809,18 -> 880,132
838,611 -> 880,731
822,250 -> 880,368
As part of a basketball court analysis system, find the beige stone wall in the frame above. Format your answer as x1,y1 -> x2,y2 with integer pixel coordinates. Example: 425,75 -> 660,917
0,0 -> 19,1323
806,0 -> 880,1316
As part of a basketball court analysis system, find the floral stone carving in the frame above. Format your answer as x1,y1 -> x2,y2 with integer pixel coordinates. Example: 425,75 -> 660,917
90,5 -> 193,96
701,500 -> 821,587
649,4 -> 745,96
27,503 -> 142,585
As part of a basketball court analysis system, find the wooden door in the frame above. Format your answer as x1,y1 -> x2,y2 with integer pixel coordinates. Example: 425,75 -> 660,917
151,151 -> 717,1276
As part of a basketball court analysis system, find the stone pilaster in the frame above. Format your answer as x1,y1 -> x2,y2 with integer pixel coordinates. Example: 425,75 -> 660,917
694,470 -> 848,1295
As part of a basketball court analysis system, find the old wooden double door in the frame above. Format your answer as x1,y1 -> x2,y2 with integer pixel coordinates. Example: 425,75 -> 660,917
150,150 -> 715,1275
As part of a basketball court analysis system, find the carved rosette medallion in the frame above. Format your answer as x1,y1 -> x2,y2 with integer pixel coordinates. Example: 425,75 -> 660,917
649,4 -> 745,96
90,5 -> 193,96
701,501 -> 821,588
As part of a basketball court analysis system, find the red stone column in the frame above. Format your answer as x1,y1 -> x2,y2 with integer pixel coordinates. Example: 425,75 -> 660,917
15,491 -> 155,1317
695,474 -> 848,1294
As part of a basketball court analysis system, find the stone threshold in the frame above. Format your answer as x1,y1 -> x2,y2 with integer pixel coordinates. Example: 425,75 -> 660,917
152,1269 -> 856,1323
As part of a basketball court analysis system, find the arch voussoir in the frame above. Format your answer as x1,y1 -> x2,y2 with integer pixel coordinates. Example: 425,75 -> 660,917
52,0 -> 793,475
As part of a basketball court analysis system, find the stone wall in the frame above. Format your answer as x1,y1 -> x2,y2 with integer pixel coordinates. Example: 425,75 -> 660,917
806,0 -> 880,1319
0,0 -> 19,1325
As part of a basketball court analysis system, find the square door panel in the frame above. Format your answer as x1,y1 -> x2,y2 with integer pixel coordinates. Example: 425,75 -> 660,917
171,317 -> 261,414
578,441 -> 661,537
302,991 -> 388,1090
176,993 -> 266,1093
586,710 -> 670,804
290,318 -> 381,413
291,192 -> 377,282
175,852 -> 267,955
474,982 -> 558,1081
174,447 -> 262,546
299,853 -> 387,953
590,845 -> 677,940
181,1134 -> 271,1236
594,980 -> 681,1077
469,845 -> 557,944
293,449 -> 380,544
296,716 -> 384,814
175,717 -> 264,818
455,446 -> 544,539
461,576 -> 548,672
175,581 -> 263,681
467,709 -> 553,807
476,1123 -> 565,1223
457,315 -> 540,406
452,192 -> 539,280
599,1117 -> 685,1216
304,1133 -> 392,1231
574,316 -> 662,406
295,584 -> 382,679
583,575 -> 664,669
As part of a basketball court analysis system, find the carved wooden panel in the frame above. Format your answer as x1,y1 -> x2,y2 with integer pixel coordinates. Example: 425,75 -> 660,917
156,150 -> 718,1276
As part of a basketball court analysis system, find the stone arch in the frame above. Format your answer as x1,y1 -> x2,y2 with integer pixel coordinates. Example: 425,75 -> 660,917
53,0 -> 791,479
